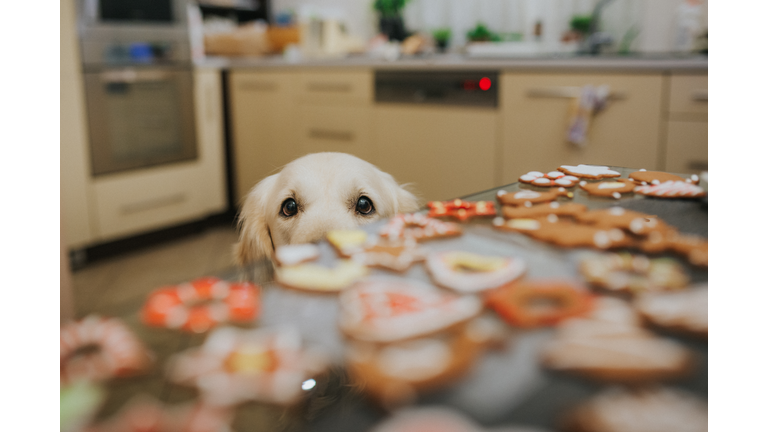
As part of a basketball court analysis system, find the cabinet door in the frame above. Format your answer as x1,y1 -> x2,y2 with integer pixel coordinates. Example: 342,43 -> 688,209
500,73 -> 664,183
665,120 -> 708,174
296,105 -> 373,161
669,74 -> 707,120
373,105 -> 498,202
296,70 -> 372,106
229,71 -> 301,204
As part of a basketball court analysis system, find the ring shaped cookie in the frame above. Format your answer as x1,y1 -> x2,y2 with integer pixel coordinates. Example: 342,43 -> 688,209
426,251 -> 526,293
275,260 -> 368,292
579,253 -> 689,294
61,315 -> 154,383
485,280 -> 594,328
142,277 -> 260,333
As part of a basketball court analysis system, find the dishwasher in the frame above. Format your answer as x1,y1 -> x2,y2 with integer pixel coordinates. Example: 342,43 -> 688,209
372,71 -> 500,201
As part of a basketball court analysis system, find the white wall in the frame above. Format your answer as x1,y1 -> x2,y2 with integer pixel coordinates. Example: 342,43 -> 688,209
271,0 -> 707,53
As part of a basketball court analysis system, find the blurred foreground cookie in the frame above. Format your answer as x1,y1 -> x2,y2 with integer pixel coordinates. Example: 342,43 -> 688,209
371,406 -> 553,432
485,280 -> 594,328
275,260 -> 367,292
274,244 -> 320,266
380,213 -> 462,242
578,179 -> 635,199
426,251 -> 526,293
519,170 -> 579,187
580,253 -> 689,295
540,298 -> 694,383
636,231 -> 708,267
634,181 -> 706,198
635,285 -> 707,338
502,202 -> 587,219
562,386 -> 707,432
61,315 -> 154,384
494,218 -> 632,250
557,164 -> 620,179
427,199 -> 497,221
496,188 -> 572,206
168,326 -> 329,407
575,207 -> 669,236
338,278 -> 482,343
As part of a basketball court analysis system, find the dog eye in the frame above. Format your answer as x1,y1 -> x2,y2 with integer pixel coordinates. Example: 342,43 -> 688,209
356,196 -> 375,215
281,198 -> 298,217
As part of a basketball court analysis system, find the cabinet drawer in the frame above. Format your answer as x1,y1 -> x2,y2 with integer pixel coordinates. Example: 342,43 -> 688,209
92,164 -> 216,240
296,70 -> 372,106
500,73 -> 664,183
665,120 -> 708,174
297,105 -> 373,160
669,74 -> 707,118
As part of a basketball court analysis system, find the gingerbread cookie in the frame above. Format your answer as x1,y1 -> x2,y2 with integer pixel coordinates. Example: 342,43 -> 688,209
540,300 -> 694,383
327,229 -> 369,257
502,202 -> 588,220
275,260 -> 368,292
338,277 -> 483,343
634,181 -> 706,198
370,407 -> 490,432
379,213 -> 462,242
562,387 -> 708,432
485,280 -> 594,328
351,238 -> 426,273
519,171 -> 580,187
575,207 -> 670,236
628,169 -> 698,185
274,244 -> 320,266
668,234 -> 708,267
558,164 -> 620,179
578,179 -> 635,199
496,188 -> 572,207
495,218 -> 633,250
635,285 -> 707,338
425,251 -> 526,293
427,199 -> 497,221
580,253 -> 689,295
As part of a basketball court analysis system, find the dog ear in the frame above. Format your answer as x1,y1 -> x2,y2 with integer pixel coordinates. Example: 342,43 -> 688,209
393,183 -> 421,214
235,174 -> 277,266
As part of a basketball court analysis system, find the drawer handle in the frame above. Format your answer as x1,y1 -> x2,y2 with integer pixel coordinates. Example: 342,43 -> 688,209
307,82 -> 352,93
691,89 -> 708,102
527,86 -> 626,100
121,193 -> 187,215
687,161 -> 708,171
308,128 -> 354,141
100,69 -> 171,83
240,81 -> 277,91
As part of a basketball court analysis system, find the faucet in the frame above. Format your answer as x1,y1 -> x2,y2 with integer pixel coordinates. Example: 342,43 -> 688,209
581,0 -> 616,55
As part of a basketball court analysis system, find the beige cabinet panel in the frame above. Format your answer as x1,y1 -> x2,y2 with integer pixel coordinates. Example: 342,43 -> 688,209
373,105 -> 498,202
296,70 -> 372,106
669,74 -> 707,119
665,120 -> 708,174
500,73 -> 664,183
193,69 -> 228,215
297,105 -> 373,161
230,71 -> 302,203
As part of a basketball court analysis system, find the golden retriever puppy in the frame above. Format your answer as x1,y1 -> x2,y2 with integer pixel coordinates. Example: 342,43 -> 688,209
236,152 -> 420,265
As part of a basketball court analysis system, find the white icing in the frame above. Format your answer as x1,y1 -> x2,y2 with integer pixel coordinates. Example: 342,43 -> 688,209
550,202 -> 560,209
554,178 -> 573,186
547,171 -> 563,178
635,181 -> 705,197
560,164 -> 620,177
593,231 -> 611,248
547,214 -> 559,223
609,207 -> 625,216
509,219 -> 540,230
513,190 -> 541,199
691,174 -> 699,182
640,168 -> 647,171
492,217 -> 504,226
580,181 -> 587,187
426,251 -> 526,293
524,201 -> 533,208
598,182 -> 626,189
520,174 -> 538,181
275,244 -> 320,266
651,179 -> 660,185
533,178 -> 551,185
612,192 -> 621,199
497,190 -> 507,196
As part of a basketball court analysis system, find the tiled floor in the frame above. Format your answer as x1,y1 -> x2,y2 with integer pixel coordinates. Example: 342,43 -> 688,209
72,225 -> 241,319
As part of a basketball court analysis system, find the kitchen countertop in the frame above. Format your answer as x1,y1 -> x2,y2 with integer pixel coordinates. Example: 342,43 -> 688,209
195,52 -> 708,73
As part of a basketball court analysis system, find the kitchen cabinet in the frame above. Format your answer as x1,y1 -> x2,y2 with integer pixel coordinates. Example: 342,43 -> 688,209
499,73 -> 664,183
664,74 -> 707,173
373,105 -> 498,202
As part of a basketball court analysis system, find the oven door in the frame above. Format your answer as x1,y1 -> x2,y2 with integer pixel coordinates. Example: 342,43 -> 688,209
84,67 -> 197,176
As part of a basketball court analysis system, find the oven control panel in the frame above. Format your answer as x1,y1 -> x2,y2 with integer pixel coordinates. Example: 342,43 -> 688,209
375,71 -> 499,107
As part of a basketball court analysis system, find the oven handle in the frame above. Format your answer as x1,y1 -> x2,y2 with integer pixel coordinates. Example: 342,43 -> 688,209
99,69 -> 173,83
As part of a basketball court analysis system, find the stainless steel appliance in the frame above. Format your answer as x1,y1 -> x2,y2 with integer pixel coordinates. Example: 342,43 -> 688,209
79,0 -> 198,176
375,71 -> 499,107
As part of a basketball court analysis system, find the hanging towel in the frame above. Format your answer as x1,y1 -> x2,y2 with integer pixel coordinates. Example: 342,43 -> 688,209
567,84 -> 610,147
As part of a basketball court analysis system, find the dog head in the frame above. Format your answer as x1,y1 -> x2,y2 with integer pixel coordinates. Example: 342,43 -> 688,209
235,152 -> 420,265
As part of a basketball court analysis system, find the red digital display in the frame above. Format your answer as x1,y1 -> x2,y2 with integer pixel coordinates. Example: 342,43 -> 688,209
479,77 -> 492,91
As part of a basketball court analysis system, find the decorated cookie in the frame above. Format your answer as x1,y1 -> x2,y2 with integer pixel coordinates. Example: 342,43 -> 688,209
557,164 -> 621,179
668,234 -> 708,267
562,387 -> 708,432
496,188 -> 572,207
370,407 -> 488,432
580,253 -> 689,295
495,218 -> 633,250
628,170 -> 699,185
519,171 -> 580,187
275,260 -> 368,292
168,326 -> 329,407
142,278 -> 260,333
61,381 -> 105,432
425,251 -> 526,293
274,244 -> 320,266
635,285 -> 707,338
501,202 -> 588,220
485,280 -> 594,328
327,229 -> 369,257
379,213 -> 462,242
539,299 -> 694,383
578,179 -> 636,199
61,315 -> 154,384
634,181 -> 706,198
338,277 -> 483,343
427,199 -> 497,222
575,207 -> 670,236
351,238 -> 426,273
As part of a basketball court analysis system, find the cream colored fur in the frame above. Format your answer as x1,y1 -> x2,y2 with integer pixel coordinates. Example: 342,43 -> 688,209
235,152 -> 420,265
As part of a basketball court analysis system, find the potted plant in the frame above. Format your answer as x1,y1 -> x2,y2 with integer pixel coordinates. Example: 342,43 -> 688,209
373,0 -> 410,41
432,27 -> 451,52
466,23 -> 500,43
